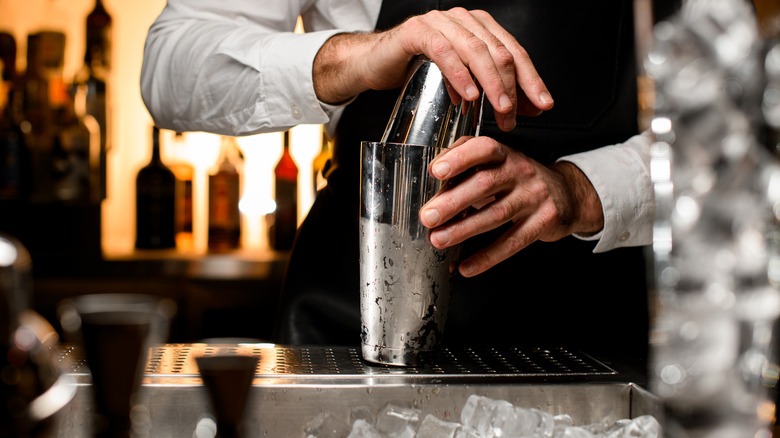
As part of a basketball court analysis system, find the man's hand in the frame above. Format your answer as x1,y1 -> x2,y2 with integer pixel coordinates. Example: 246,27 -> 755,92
418,137 -> 604,277
312,8 -> 554,131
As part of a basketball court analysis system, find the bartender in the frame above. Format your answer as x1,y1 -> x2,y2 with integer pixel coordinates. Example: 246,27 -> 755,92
141,0 -> 675,366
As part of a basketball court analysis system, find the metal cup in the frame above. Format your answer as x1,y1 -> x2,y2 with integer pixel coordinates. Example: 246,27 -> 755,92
360,141 -> 459,366
359,58 -> 484,366
382,55 -> 484,148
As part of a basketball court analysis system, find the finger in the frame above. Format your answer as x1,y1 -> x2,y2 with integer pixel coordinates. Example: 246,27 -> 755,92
422,156 -> 516,229
400,12 -> 483,101
456,218 -> 539,277
429,137 -> 505,180
444,8 -> 518,131
428,194 -> 527,249
409,9 -> 513,112
471,10 -> 554,113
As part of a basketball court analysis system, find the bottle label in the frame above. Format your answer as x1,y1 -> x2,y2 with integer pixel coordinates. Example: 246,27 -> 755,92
208,174 -> 240,227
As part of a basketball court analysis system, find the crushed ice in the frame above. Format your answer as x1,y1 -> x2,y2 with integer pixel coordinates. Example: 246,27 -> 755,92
303,394 -> 660,438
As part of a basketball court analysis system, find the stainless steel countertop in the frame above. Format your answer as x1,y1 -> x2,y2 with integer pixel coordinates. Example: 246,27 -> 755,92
51,344 -> 660,437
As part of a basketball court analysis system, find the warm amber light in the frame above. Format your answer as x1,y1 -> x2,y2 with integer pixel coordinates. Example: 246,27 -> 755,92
0,1 -> 324,258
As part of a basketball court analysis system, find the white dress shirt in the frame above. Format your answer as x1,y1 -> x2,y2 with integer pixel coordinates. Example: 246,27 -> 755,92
140,0 -> 654,253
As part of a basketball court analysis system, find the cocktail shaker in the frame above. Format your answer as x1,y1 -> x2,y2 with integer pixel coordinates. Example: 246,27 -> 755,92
359,56 -> 484,366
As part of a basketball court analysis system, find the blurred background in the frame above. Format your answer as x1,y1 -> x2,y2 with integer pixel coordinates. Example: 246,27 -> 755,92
0,0 -> 328,342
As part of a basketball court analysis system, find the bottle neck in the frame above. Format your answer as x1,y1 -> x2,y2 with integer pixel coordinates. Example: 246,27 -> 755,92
282,131 -> 291,153
151,127 -> 162,164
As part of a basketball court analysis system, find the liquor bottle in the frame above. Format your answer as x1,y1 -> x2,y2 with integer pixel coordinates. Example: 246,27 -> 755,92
271,130 -> 298,251
0,33 -> 30,199
311,128 -> 331,198
74,0 -> 112,200
168,132 -> 194,251
85,0 -> 112,71
135,126 -> 176,249
17,32 -> 62,202
51,84 -> 99,203
208,136 -> 241,252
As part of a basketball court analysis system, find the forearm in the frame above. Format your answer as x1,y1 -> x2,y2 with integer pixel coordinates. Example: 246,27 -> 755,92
140,4 -> 342,135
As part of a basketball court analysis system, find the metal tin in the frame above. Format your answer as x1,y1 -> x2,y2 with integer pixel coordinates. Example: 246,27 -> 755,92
359,56 -> 485,367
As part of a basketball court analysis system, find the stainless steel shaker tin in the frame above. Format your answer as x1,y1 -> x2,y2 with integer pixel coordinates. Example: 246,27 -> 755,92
359,141 -> 459,366
359,56 -> 485,366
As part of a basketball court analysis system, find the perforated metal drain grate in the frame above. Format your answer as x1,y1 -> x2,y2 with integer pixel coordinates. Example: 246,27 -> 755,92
60,344 -> 616,379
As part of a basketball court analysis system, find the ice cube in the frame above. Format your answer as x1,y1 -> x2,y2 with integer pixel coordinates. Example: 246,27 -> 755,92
554,414 -> 574,428
553,425 -> 596,438
460,395 -> 511,436
605,415 -> 661,438
491,403 -> 538,437
303,412 -> 350,438
460,395 -> 554,438
375,404 -> 421,438
347,419 -> 384,438
454,425 -> 482,438
350,405 -> 377,426
417,414 -> 461,438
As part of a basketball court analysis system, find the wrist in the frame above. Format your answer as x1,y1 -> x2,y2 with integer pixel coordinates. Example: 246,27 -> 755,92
552,161 -> 604,236
313,32 -> 373,104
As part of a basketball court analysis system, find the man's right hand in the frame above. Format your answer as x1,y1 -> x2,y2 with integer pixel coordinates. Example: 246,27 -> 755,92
312,7 -> 554,132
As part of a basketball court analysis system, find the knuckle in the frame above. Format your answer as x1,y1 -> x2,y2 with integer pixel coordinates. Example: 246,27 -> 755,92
447,6 -> 470,17
404,15 -> 424,30
428,33 -> 453,58
540,202 -> 564,228
504,233 -> 525,254
474,251 -> 495,270
516,158 -> 535,178
429,37 -> 454,59
488,138 -> 506,159
422,9 -> 445,21
494,46 -> 514,69
449,148 -> 467,168
473,170 -> 495,192
470,9 -> 490,19
488,201 -> 512,223
465,34 -> 489,54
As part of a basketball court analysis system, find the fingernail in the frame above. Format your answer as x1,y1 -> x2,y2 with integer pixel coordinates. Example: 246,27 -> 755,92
499,94 -> 512,111
432,229 -> 450,247
465,84 -> 479,100
539,91 -> 553,106
460,261 -> 475,277
422,208 -> 440,226
432,161 -> 451,178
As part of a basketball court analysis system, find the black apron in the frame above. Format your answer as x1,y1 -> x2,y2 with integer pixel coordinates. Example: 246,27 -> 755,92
274,0 -> 651,365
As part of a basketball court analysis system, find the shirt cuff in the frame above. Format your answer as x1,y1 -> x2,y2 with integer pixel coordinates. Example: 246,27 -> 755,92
556,131 -> 655,253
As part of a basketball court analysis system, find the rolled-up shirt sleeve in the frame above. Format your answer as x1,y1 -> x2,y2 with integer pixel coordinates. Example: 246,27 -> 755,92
557,130 -> 655,253
140,0 -> 376,136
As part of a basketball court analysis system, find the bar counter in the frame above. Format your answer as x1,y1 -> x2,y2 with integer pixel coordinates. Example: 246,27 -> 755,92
49,343 -> 659,437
